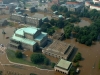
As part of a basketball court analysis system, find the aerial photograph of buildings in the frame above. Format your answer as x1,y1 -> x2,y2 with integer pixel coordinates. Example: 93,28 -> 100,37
0,0 -> 100,75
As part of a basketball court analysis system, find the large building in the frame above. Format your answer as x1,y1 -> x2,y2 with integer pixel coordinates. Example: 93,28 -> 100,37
54,59 -> 72,74
42,40 -> 74,60
10,14 -> 42,27
0,4 -> 10,14
10,26 -> 48,52
85,1 -> 100,11
61,2 -> 83,12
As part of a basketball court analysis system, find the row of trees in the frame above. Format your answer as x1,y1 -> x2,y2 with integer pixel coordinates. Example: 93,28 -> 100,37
15,51 -> 56,68
31,53 -> 55,68
51,5 -> 68,13
63,20 -> 100,46
77,9 -> 100,21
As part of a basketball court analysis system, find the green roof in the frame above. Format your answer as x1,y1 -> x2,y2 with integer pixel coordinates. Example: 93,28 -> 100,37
57,59 -> 72,70
11,34 -> 36,45
35,32 -> 47,41
15,27 -> 41,36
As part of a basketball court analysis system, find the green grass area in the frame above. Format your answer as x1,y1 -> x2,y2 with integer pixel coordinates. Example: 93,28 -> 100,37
6,50 -> 53,69
6,49 -> 36,66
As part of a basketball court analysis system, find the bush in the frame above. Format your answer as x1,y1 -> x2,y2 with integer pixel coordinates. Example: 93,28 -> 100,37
30,73 -> 37,75
0,71 -> 3,75
74,52 -> 82,62
75,62 -> 80,67
15,51 -> 23,58
30,53 -> 45,64
51,62 -> 55,68
44,58 -> 50,65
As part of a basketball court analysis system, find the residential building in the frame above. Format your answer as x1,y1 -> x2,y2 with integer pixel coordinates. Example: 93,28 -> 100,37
54,59 -> 72,74
10,14 -> 42,27
76,0 -> 85,2
0,4 -> 10,14
85,1 -> 100,11
61,2 -> 83,12
42,40 -> 74,60
0,0 -> 3,4
10,26 -> 48,52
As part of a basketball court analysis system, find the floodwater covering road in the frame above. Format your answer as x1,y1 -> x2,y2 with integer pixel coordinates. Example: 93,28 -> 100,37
0,26 -> 100,75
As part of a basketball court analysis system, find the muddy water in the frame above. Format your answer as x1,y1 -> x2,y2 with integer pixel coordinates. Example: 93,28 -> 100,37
64,39 -> 100,75
0,26 -> 100,75
74,18 -> 92,27
0,26 -> 15,46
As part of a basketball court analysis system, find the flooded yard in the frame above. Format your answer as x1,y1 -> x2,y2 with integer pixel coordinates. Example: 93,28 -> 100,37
64,39 -> 100,75
74,18 -> 92,27
0,25 -> 100,75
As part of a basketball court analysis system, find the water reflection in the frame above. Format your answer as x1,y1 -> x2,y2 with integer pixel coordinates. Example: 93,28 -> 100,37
74,18 -> 92,27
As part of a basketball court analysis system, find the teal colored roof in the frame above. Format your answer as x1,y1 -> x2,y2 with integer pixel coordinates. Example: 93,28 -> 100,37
15,7 -> 20,10
18,12 -> 22,14
15,27 -> 41,36
35,32 -> 47,41
53,11 -> 58,14
57,59 -> 72,70
11,34 -> 36,45
42,17 -> 48,21
58,15 -> 63,18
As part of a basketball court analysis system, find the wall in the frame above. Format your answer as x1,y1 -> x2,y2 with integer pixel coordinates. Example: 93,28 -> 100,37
54,67 -> 69,74
90,5 -> 100,11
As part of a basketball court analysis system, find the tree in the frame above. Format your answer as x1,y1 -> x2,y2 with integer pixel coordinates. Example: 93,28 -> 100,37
15,51 -> 23,58
50,19 -> 56,25
0,71 -> 3,75
75,62 -> 80,67
51,5 -> 58,11
51,62 -> 55,68
44,58 -> 50,65
30,73 -> 37,75
30,7 -> 37,13
30,53 -> 45,64
47,28 -> 55,36
73,52 -> 82,62
85,39 -> 92,46
56,19 -> 64,28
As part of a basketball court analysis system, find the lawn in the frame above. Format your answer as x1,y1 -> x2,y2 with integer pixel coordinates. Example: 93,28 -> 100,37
6,49 -> 53,69
6,49 -> 36,66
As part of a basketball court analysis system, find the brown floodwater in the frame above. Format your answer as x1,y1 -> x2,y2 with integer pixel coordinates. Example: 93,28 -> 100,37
74,18 -> 92,27
0,26 -> 100,75
64,39 -> 100,75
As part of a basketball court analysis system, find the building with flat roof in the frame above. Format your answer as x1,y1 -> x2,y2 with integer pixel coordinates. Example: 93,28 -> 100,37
54,59 -> 72,74
10,14 -> 42,27
10,26 -> 48,52
42,40 -> 74,60
61,2 -> 84,12
52,29 -> 64,40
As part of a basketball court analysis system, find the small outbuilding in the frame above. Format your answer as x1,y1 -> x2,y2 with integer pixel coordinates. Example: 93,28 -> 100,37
54,59 -> 72,74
